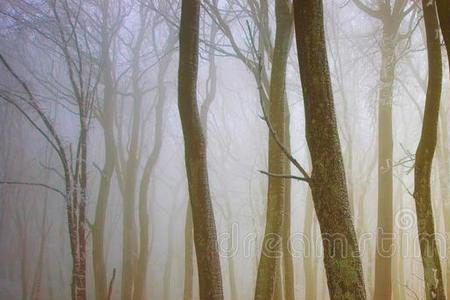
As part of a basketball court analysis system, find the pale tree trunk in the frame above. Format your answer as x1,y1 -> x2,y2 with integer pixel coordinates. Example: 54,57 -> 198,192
178,0 -> 224,299
254,1 -> 292,299
437,108 -> 450,297
133,25 -> 176,300
30,199 -> 49,300
92,2 -> 117,298
374,25 -> 396,300
303,186 -> 317,300
282,105 -> 295,300
413,0 -> 445,298
119,9 -> 149,298
293,0 -> 367,298
163,213 -> 176,300
393,175 -> 405,300
351,2 -> 410,298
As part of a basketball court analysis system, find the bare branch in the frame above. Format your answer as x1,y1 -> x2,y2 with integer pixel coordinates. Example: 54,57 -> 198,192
0,181 -> 66,198
258,170 -> 309,183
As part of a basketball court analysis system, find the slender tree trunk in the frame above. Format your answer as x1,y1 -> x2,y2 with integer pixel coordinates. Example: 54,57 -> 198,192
254,1 -> 292,299
437,0 -> 450,64
413,1 -> 445,299
293,1 -> 367,299
178,0 -> 223,299
227,219 -> 238,300
374,25 -> 396,300
121,23 -> 147,299
76,112 -> 88,300
303,187 -> 316,300
282,105 -> 295,300
184,203 -> 194,300
30,199 -> 48,300
163,216 -> 175,300
93,9 -> 117,298
437,109 -> 450,297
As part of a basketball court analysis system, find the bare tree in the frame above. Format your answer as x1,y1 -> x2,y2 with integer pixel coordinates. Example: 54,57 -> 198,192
254,1 -> 293,299
177,0 -> 224,299
351,1 -> 418,297
413,0 -> 446,298
293,0 -> 367,298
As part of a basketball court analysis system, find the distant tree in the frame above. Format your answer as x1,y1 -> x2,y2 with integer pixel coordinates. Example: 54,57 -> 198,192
351,1 -> 418,297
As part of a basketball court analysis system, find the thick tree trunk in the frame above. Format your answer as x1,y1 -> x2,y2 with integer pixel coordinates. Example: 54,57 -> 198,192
413,1 -> 445,299
254,1 -> 292,299
178,0 -> 223,299
293,1 -> 367,299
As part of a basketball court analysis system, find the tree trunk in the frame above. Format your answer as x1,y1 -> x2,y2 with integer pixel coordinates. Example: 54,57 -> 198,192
254,1 -> 292,299
183,203 -> 194,300
304,186 -> 317,300
413,1 -> 445,299
282,104 -> 295,300
374,24 -> 396,300
93,8 -> 117,297
437,109 -> 450,297
437,0 -> 450,64
293,1 -> 367,299
178,0 -> 224,299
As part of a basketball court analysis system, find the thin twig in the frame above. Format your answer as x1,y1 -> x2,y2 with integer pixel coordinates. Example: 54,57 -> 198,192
0,181 -> 66,198
107,268 -> 116,300
246,22 -> 310,181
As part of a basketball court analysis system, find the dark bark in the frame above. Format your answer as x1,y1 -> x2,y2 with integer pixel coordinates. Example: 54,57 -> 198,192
413,1 -> 445,299
254,1 -> 293,299
178,0 -> 224,299
293,0 -> 367,299
437,0 -> 450,64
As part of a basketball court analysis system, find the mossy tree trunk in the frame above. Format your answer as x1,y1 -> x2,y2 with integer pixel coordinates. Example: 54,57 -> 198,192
293,0 -> 367,298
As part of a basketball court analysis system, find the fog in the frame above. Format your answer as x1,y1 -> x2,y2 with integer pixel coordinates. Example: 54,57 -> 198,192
0,0 -> 449,299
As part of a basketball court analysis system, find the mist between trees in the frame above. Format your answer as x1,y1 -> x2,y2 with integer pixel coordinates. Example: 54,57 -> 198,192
0,0 -> 449,300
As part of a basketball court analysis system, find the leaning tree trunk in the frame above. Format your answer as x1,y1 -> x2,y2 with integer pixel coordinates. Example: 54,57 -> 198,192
293,0 -> 367,299
254,1 -> 293,299
178,0 -> 223,299
413,1 -> 445,299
